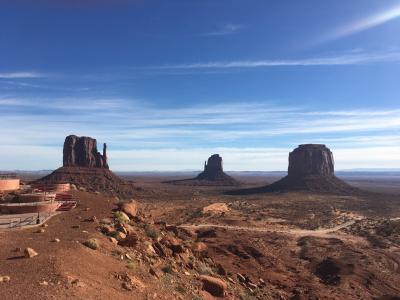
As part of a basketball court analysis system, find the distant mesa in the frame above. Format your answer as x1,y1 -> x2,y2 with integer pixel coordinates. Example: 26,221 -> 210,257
167,154 -> 240,186
227,144 -> 357,195
36,135 -> 136,198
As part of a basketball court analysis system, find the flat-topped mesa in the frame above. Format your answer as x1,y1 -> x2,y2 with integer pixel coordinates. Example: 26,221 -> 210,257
63,135 -> 109,169
288,144 -> 334,177
226,144 -> 357,195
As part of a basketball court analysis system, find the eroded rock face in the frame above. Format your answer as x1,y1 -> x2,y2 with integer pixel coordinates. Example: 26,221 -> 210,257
197,154 -> 224,180
63,135 -> 109,169
288,144 -> 334,177
204,154 -> 223,174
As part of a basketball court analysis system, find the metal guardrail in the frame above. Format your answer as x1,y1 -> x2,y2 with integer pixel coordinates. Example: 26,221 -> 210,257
0,200 -> 58,207
0,212 -> 53,229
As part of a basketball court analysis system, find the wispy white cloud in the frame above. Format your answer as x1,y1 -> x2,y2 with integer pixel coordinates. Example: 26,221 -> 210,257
318,4 -> 400,43
0,96 -> 399,170
0,72 -> 44,79
202,23 -> 244,36
146,51 -> 400,70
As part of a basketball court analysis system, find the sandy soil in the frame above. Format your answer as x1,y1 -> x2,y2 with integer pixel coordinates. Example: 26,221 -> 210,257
1,175 -> 400,299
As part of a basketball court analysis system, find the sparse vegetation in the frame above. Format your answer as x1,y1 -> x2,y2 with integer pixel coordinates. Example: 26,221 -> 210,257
196,261 -> 213,275
126,262 -> 135,269
175,284 -> 186,294
113,211 -> 129,223
161,265 -> 173,274
143,224 -> 159,239
238,291 -> 257,300
83,238 -> 99,250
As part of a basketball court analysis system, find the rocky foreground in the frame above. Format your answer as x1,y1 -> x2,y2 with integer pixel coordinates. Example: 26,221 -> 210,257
1,181 -> 400,300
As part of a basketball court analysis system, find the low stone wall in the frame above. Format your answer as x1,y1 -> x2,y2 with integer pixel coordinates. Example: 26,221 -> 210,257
0,202 -> 60,214
0,179 -> 20,192
32,183 -> 70,193
17,193 -> 56,203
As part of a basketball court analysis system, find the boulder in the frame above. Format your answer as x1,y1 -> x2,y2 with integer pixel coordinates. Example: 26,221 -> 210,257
0,276 -> 11,283
193,242 -> 208,253
24,247 -> 38,258
160,236 -> 185,254
118,233 -> 139,247
119,200 -> 139,218
199,275 -> 227,297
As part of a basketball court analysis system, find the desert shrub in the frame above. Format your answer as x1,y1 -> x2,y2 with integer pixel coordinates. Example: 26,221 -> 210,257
175,285 -> 186,294
191,296 -> 202,300
196,261 -> 213,275
188,209 -> 203,220
83,238 -> 99,250
238,291 -> 257,300
112,247 -> 125,257
126,262 -> 135,269
160,274 -> 173,287
113,211 -> 129,223
144,224 -> 159,239
161,265 -> 173,274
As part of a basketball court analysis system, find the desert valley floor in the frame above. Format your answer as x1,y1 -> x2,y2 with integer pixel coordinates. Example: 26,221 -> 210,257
1,173 -> 400,300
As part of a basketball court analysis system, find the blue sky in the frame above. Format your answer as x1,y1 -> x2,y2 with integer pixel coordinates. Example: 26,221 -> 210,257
1,0 -> 400,171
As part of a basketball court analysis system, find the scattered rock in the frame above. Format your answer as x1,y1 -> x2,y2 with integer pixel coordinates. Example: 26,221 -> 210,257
24,247 -> 38,258
217,264 -> 227,276
202,203 -> 229,215
161,236 -> 184,254
119,200 -> 139,218
109,237 -> 118,244
100,225 -> 114,234
85,216 -> 97,222
122,281 -> 133,291
52,238 -> 61,243
149,267 -> 163,278
199,275 -> 227,297
114,231 -> 127,241
118,233 -> 138,247
100,218 -> 112,225
0,276 -> 10,283
193,242 -> 208,253
237,273 -> 246,283
198,290 -> 215,300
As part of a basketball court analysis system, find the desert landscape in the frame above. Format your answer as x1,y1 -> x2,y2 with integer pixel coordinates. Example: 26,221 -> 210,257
1,136 -> 399,300
2,2 -> 400,299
